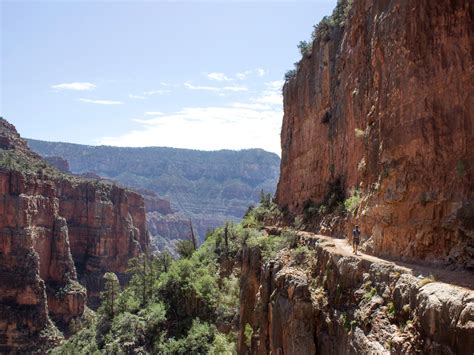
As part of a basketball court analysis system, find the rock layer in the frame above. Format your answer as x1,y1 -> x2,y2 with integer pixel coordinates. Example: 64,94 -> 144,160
0,118 -> 148,352
238,232 -> 474,354
276,0 -> 474,268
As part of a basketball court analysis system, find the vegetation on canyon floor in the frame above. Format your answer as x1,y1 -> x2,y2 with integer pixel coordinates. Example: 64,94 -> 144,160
52,195 -> 293,354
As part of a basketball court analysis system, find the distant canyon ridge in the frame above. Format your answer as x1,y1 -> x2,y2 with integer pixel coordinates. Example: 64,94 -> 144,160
27,139 -> 280,251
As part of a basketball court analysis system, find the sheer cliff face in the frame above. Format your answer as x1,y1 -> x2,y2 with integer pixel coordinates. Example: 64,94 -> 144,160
0,119 -> 148,352
276,0 -> 473,267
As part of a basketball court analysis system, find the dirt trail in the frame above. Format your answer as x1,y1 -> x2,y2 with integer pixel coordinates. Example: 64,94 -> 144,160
298,231 -> 474,291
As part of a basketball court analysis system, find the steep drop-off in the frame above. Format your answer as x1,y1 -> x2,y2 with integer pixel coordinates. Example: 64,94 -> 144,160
276,0 -> 473,268
0,118 -> 148,352
238,230 -> 474,354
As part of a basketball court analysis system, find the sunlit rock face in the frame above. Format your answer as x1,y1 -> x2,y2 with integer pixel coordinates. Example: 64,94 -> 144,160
276,0 -> 473,268
0,118 -> 148,352
238,233 -> 474,355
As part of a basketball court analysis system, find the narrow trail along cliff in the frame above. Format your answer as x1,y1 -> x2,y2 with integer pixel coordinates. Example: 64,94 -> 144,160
238,228 -> 474,354
300,231 -> 474,290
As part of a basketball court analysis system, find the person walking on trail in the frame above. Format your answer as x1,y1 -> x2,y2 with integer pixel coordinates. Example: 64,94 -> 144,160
352,225 -> 361,255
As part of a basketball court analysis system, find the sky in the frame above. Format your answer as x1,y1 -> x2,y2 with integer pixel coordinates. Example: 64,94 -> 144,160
1,0 -> 337,155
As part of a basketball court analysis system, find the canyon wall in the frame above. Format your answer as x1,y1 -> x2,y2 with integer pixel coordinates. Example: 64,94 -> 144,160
0,118 -> 148,352
27,139 -> 280,245
238,232 -> 474,355
276,0 -> 474,268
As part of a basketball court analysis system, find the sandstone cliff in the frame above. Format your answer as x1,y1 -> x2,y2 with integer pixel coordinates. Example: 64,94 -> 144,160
0,118 -> 148,352
238,231 -> 474,354
276,0 -> 474,268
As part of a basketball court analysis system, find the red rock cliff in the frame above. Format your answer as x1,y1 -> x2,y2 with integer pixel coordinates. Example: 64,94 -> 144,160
0,118 -> 148,352
276,0 -> 474,268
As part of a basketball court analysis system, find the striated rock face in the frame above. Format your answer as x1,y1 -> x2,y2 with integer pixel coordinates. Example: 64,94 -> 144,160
26,139 -> 280,243
44,156 -> 70,173
238,232 -> 474,355
276,0 -> 474,268
0,118 -> 148,352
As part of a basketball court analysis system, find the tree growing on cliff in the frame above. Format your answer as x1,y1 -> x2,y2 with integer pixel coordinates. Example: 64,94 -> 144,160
297,40 -> 312,56
100,272 -> 121,319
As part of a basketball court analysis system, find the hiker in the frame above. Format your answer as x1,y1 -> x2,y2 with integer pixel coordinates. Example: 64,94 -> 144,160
352,225 -> 361,255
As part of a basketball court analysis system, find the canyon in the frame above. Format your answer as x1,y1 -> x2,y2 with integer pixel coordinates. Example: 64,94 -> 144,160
27,139 -> 280,251
1,0 -> 473,353
0,118 -> 148,352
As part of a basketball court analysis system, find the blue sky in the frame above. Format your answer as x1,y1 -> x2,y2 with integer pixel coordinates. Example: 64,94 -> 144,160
1,0 -> 336,155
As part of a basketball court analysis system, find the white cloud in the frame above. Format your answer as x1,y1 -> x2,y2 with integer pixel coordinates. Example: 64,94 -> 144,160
235,70 -> 252,80
256,68 -> 267,77
145,111 -> 164,116
52,82 -> 96,91
265,80 -> 284,90
184,82 -> 247,92
78,98 -> 123,105
143,89 -> 171,95
248,81 -> 284,106
97,100 -> 282,154
184,82 -> 220,91
223,85 -> 248,92
97,78 -> 286,154
206,72 -> 232,81
129,94 -> 147,99
231,102 -> 271,110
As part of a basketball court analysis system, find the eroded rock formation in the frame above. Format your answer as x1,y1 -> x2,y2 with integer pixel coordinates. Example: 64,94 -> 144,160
0,118 -> 148,352
276,0 -> 474,268
26,139 -> 280,244
238,232 -> 474,354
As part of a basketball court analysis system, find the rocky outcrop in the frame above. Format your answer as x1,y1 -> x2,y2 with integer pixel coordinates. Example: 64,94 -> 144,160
276,0 -> 474,268
44,156 -> 70,173
238,232 -> 474,354
0,118 -> 148,352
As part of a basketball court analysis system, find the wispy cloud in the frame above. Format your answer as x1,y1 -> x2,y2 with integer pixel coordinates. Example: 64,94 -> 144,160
143,89 -> 171,96
78,98 -> 123,105
206,72 -> 232,81
129,94 -> 147,99
128,89 -> 171,100
52,82 -> 96,91
184,82 -> 247,92
98,104 -> 282,154
256,68 -> 267,77
97,81 -> 283,154
145,111 -> 164,116
184,82 -> 220,91
223,86 -> 248,92
236,70 -> 252,80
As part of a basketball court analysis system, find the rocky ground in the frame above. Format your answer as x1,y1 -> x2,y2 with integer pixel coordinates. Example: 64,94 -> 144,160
238,228 -> 474,354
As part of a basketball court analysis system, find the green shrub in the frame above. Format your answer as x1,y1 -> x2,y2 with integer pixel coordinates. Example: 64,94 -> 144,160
284,69 -> 297,82
387,302 -> 396,317
157,320 -> 215,355
291,246 -> 310,264
344,189 -> 361,215
244,323 -> 253,348
364,287 -> 377,301
297,40 -> 312,56
176,239 -> 195,259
